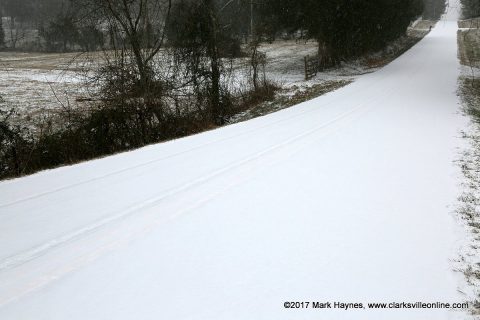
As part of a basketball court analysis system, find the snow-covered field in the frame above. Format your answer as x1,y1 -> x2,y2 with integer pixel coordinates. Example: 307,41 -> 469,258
0,2 -> 476,319
0,23 -> 428,127
0,42 -> 336,121
0,44 -> 323,116
0,52 -> 92,123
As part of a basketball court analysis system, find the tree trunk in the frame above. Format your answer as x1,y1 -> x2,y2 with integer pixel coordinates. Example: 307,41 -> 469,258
251,44 -> 259,91
204,0 -> 222,124
318,41 -> 338,70
10,16 -> 16,49
128,31 -> 149,95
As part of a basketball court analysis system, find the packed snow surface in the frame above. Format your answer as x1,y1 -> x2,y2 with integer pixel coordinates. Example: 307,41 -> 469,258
0,3 -> 472,319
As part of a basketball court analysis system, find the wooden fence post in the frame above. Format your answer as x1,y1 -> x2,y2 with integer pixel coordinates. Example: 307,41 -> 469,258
304,56 -> 308,80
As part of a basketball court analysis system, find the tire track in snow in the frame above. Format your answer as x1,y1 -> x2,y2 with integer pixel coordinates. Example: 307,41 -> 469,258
0,93 -> 375,309
0,75 -> 388,209
0,89 -> 388,273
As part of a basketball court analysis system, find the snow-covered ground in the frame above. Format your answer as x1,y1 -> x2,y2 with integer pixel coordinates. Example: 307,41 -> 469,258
0,2 -> 475,319
0,22 -> 428,127
0,42 -> 331,122
456,7 -> 480,308
0,52 -> 92,123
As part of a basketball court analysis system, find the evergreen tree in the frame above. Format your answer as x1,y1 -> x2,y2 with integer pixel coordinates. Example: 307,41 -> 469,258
77,25 -> 104,52
260,0 -> 423,67
423,0 -> 446,20
461,0 -> 480,18
40,13 -> 79,52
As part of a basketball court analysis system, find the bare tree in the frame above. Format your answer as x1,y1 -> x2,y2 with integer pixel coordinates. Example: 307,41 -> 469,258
87,0 -> 172,94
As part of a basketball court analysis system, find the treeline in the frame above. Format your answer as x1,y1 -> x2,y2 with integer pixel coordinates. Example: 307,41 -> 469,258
0,0 -> 441,53
259,0 -> 424,67
0,0 -> 105,51
423,0 -> 446,20
461,0 -> 480,19
1,0 -> 426,179
0,0 -> 255,52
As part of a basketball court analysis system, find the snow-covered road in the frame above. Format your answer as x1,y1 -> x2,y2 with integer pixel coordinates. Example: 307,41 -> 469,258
0,3 -> 472,320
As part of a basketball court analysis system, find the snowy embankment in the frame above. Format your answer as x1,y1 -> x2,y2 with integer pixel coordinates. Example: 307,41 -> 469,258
0,2 -> 474,319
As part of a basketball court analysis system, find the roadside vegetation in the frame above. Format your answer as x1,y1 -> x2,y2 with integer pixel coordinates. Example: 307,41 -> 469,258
0,0 -> 441,179
457,78 -> 480,313
457,0 -> 480,314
